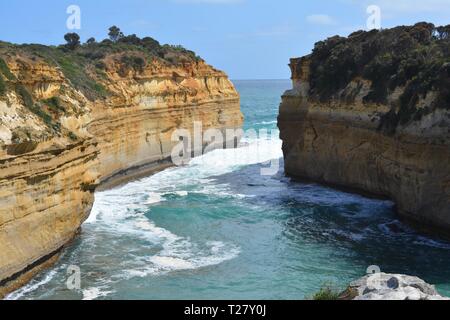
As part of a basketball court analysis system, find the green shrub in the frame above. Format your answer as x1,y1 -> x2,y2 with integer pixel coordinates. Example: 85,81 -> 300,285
0,75 -> 5,96
120,55 -> 146,73
0,57 -> 15,80
15,85 -> 53,125
16,84 -> 34,108
68,131 -> 78,140
42,96 -> 66,113
30,104 -> 53,125
0,57 -> 14,96
118,34 -> 142,46
92,82 -> 108,96
64,33 -> 81,50
55,55 -> 108,100
312,284 -> 341,301
141,37 -> 161,52
108,26 -> 124,42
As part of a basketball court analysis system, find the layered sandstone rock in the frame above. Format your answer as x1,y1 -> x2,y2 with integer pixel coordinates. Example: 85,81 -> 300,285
278,24 -> 450,235
0,42 -> 242,297
89,59 -> 242,186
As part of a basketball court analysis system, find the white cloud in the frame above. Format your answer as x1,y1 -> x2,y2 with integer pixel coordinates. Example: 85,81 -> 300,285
306,14 -> 338,26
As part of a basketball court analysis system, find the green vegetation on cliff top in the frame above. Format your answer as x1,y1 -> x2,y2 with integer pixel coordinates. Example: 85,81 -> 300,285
303,22 -> 450,133
0,27 -> 204,135
0,26 -> 202,101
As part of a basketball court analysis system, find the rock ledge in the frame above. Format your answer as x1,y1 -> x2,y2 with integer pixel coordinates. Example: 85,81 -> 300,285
341,273 -> 449,300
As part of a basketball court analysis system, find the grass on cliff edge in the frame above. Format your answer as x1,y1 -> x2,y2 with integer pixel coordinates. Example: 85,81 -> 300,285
0,33 -> 203,102
14,44 -> 110,101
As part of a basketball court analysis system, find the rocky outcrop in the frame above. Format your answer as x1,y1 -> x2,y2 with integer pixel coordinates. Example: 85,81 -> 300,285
0,40 -> 242,297
278,23 -> 450,236
340,273 -> 448,300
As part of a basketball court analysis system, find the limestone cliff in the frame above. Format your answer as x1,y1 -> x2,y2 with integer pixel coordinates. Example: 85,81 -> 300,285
0,38 -> 242,297
279,23 -> 450,235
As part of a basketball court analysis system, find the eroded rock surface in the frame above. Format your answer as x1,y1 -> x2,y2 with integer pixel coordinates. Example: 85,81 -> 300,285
342,273 -> 448,300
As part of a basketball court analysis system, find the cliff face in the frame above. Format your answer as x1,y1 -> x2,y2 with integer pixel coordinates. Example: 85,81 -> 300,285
279,23 -> 450,235
0,41 -> 242,296
88,59 -> 242,185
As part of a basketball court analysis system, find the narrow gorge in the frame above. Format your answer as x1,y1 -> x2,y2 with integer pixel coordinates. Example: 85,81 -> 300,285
0,39 -> 242,297
279,23 -> 450,236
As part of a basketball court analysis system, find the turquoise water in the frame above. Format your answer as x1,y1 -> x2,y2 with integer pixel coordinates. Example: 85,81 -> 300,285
8,80 -> 450,300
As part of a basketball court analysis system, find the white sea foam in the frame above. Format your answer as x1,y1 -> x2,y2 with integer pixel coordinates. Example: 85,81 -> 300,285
124,241 -> 241,278
72,135 -> 280,291
150,256 -> 195,270
257,120 -> 277,125
413,237 -> 450,249
5,269 -> 59,300
82,286 -> 114,300
175,191 -> 188,197
330,229 -> 366,242
145,192 -> 165,205
87,134 -> 282,229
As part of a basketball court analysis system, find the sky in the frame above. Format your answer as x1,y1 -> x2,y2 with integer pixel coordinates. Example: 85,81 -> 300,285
0,0 -> 449,79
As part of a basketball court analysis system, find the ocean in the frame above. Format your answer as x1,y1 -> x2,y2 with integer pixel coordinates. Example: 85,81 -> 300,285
7,80 -> 450,300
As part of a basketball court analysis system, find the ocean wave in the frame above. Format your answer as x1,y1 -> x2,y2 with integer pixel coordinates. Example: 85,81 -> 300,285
5,269 -> 59,300
378,220 -> 450,249
413,237 -> 450,250
256,120 -> 277,126
82,286 -> 114,300
13,135 -> 280,298
145,192 -> 165,205
80,137 -> 280,282
123,240 -> 241,278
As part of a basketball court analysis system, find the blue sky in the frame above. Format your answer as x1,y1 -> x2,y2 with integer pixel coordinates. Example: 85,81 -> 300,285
1,0 -> 449,79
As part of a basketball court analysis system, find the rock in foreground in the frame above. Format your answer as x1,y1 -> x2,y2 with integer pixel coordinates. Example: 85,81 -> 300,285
341,273 -> 449,300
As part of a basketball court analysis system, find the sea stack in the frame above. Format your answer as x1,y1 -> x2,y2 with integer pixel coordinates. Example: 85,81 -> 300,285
278,23 -> 450,235
0,38 -> 242,297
